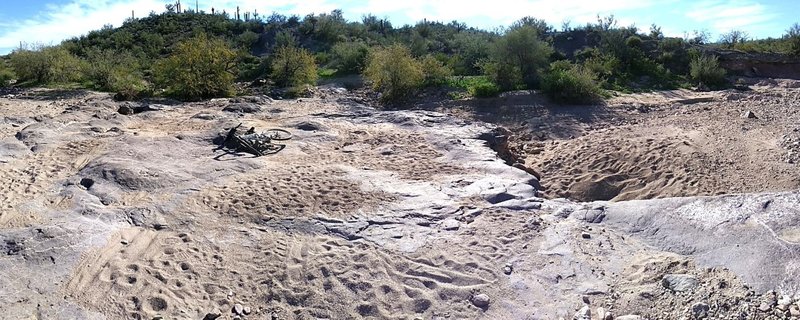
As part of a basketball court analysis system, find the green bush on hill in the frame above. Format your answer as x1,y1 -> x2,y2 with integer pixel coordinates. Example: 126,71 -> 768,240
0,59 -> 14,87
468,81 -> 500,98
82,49 -> 147,100
788,23 -> 800,56
8,9 -> 800,103
153,33 -> 237,100
541,61 -> 604,105
330,41 -> 369,74
421,55 -> 452,86
10,44 -> 83,85
483,25 -> 553,90
689,54 -> 727,88
270,46 -> 318,87
364,44 -> 424,103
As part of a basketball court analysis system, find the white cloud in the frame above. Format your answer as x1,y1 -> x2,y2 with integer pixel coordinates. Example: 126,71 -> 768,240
0,0 -> 165,51
685,0 -> 777,34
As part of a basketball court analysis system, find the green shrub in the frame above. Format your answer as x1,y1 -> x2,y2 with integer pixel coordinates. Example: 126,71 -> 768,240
153,33 -> 237,100
541,61 -> 604,104
788,23 -> 800,56
10,45 -> 83,84
479,60 -> 520,91
83,49 -> 143,92
625,36 -> 642,48
363,44 -> 424,103
271,46 -> 318,87
0,61 -> 14,87
237,30 -> 259,49
468,81 -> 500,98
0,70 -> 14,87
484,25 -> 553,90
112,72 -> 150,101
331,41 -> 369,74
689,54 -> 727,88
421,55 -> 452,86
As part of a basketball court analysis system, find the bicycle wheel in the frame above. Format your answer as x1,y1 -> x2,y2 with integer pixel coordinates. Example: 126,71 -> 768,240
265,128 -> 292,141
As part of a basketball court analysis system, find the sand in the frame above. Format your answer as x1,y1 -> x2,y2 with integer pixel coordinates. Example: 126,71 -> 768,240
2,85 -> 800,320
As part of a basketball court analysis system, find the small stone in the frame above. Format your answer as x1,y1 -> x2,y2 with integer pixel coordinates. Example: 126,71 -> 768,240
742,110 -> 757,118
758,302 -> 771,312
233,303 -> 244,315
294,121 -> 322,131
503,264 -> 513,275
581,232 -> 591,239
692,302 -> 709,319
778,295 -> 793,307
662,274 -> 699,292
202,309 -> 222,320
471,293 -> 490,309
120,240 -> 129,245
573,305 -> 590,320
243,306 -> 251,315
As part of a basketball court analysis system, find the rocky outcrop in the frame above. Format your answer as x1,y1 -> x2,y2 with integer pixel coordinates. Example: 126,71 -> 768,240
711,49 -> 800,79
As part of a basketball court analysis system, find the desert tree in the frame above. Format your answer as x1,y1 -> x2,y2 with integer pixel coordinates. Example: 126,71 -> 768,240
719,30 -> 749,48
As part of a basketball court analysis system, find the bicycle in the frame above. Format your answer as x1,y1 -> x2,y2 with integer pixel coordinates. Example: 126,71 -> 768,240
217,123 -> 292,156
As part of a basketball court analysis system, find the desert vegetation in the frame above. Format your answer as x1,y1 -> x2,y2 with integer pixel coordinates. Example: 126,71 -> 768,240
0,7 -> 797,104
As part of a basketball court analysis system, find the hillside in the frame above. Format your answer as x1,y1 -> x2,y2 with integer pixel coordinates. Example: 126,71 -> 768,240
1,10 -> 796,104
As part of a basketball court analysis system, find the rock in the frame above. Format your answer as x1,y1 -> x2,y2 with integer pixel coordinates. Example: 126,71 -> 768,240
525,216 -> 543,229
191,113 -> 216,120
553,206 -> 575,218
471,293 -> 490,309
742,110 -> 757,119
572,208 -> 606,223
692,302 -> 709,319
117,104 -> 135,115
243,306 -> 251,315
581,232 -> 591,239
441,219 -> 460,231
677,96 -> 714,104
597,307 -> 612,320
790,305 -> 800,317
117,103 -> 161,115
203,309 -> 222,320
573,305 -> 591,320
615,316 -> 643,320
294,121 -> 322,131
512,162 -> 542,180
503,263 -> 513,275
79,177 -> 95,189
758,302 -> 771,312
376,145 -> 395,155
778,295 -> 792,308
223,103 -> 261,113
662,274 -> 699,292
495,198 -> 543,210
233,303 -> 244,315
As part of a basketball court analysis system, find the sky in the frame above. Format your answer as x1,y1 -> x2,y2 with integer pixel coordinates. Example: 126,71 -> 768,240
1,0 -> 799,54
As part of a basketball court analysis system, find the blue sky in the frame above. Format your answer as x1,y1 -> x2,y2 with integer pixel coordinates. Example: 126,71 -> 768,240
1,0 -> 799,54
